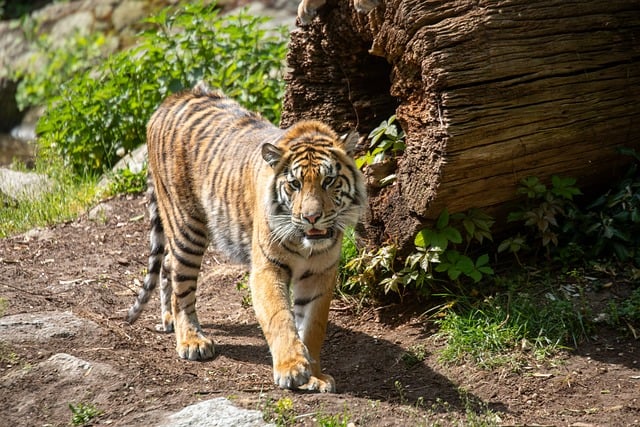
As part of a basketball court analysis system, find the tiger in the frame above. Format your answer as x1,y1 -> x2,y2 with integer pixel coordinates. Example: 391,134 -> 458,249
126,81 -> 366,393
297,0 -> 381,25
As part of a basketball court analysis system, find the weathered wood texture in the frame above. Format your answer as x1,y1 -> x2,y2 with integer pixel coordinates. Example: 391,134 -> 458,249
282,0 -> 640,251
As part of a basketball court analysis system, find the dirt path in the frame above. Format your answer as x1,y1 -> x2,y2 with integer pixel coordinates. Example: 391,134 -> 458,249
0,195 -> 638,426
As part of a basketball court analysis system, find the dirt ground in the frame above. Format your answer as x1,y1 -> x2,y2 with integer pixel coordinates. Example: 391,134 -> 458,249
0,195 -> 638,426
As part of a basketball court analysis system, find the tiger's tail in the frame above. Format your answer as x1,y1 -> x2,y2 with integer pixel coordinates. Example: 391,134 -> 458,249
126,174 -> 166,324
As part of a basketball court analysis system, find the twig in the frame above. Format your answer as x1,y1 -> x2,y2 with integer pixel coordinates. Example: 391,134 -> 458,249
0,282 -> 72,296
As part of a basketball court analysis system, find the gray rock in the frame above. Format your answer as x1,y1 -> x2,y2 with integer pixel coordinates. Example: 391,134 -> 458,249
0,21 -> 29,78
229,2 -> 297,31
112,143 -> 148,175
112,1 -> 147,31
3,352 -> 123,421
49,10 -> 95,41
96,143 -> 148,192
88,201 -> 115,222
10,123 -> 36,142
0,167 -> 52,203
0,311 -> 101,343
40,353 -> 117,380
159,397 -> 274,427
21,227 -> 56,242
0,135 -> 35,167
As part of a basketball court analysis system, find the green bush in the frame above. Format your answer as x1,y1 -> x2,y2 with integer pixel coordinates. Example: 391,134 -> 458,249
36,2 -> 288,177
12,31 -> 110,110
575,148 -> 640,264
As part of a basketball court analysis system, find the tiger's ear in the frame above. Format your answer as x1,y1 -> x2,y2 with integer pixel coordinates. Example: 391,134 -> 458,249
262,143 -> 284,168
339,130 -> 360,155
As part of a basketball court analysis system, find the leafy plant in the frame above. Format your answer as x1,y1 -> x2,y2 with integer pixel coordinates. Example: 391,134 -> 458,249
339,208 -> 495,299
502,175 -> 581,257
435,251 -> 492,283
235,273 -> 252,308
36,3 -> 288,177
69,402 -> 102,426
576,148 -> 640,263
262,396 -> 296,426
356,115 -> 405,187
405,209 -> 494,288
341,243 -> 398,298
106,165 -> 148,196
315,410 -> 352,427
12,30 -> 111,110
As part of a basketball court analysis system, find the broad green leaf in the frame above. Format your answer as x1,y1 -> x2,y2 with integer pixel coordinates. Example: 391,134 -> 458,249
455,256 -> 475,274
442,227 -> 463,244
436,209 -> 450,230
475,254 -> 490,267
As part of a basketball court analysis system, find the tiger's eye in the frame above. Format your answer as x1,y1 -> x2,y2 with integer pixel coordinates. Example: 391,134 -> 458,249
288,178 -> 301,191
322,176 -> 336,188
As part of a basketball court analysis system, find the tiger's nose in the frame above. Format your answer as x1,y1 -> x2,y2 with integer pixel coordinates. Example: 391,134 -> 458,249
302,212 -> 322,224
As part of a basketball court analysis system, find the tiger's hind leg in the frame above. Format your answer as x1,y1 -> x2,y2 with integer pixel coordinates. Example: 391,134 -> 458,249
166,218 -> 215,361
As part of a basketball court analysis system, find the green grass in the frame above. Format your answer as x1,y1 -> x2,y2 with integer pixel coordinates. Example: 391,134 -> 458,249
0,159 -> 96,239
607,285 -> 640,329
435,285 -> 591,368
401,344 -> 429,368
261,396 -> 296,426
69,402 -> 102,426
315,409 -> 352,427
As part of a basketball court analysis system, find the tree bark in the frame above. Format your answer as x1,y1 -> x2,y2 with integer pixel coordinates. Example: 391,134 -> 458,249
282,0 -> 640,252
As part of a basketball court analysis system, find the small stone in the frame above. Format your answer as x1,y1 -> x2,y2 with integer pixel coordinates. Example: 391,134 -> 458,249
159,397 -> 273,427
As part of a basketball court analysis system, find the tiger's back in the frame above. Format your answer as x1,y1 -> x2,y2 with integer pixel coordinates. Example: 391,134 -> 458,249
127,82 -> 366,393
147,84 -> 276,264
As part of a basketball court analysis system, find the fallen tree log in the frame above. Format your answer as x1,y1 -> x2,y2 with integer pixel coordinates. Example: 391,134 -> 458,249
281,0 -> 640,252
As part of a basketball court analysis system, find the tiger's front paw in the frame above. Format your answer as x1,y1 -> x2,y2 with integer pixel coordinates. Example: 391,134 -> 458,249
176,329 -> 215,361
299,373 -> 336,393
273,348 -> 312,390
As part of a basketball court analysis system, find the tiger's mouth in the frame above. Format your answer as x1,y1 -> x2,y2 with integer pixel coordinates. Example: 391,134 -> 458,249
304,227 -> 334,240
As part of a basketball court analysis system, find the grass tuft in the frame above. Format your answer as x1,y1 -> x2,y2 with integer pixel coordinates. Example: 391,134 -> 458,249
0,158 -> 96,239
435,285 -> 591,368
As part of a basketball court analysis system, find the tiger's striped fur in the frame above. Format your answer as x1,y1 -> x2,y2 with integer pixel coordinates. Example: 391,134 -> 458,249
126,82 -> 366,393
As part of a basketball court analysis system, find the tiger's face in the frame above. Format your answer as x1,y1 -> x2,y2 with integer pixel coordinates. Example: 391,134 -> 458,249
262,129 -> 365,253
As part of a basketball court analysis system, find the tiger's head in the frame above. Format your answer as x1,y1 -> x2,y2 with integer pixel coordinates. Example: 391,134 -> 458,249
262,121 -> 366,254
